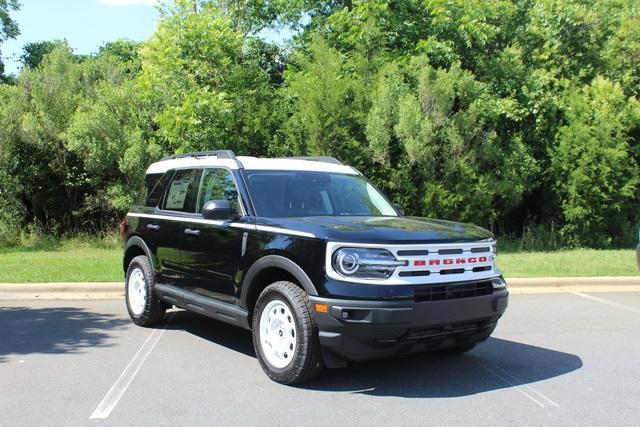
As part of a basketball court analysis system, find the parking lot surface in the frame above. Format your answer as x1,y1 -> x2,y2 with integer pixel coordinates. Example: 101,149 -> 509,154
1,291 -> 639,426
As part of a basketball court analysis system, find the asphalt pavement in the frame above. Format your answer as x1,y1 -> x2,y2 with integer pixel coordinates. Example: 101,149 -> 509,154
1,291 -> 639,426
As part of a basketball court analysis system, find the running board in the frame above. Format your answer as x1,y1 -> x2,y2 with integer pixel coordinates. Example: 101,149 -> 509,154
154,283 -> 250,329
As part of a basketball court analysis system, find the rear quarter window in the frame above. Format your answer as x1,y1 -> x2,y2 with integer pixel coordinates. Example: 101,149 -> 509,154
145,171 -> 174,208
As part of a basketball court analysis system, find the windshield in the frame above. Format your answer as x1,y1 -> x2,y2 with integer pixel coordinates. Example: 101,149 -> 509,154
245,170 -> 398,218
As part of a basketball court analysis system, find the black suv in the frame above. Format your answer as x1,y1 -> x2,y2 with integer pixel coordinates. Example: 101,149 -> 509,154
123,151 -> 508,384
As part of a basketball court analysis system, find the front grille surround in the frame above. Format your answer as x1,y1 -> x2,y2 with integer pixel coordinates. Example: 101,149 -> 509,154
325,240 -> 500,285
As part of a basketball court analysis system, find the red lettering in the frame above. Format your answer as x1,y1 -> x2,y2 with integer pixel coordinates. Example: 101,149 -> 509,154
468,257 -> 477,263
414,260 -> 426,267
456,258 -> 465,264
443,259 -> 454,265
429,259 -> 440,266
479,256 -> 488,262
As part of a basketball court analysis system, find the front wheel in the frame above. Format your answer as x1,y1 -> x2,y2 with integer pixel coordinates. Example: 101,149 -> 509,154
252,281 -> 324,384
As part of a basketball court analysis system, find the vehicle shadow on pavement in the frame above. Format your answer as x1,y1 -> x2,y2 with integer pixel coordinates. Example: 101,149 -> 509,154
304,337 -> 583,397
161,310 -> 583,398
0,306 -> 129,363
166,310 -> 256,357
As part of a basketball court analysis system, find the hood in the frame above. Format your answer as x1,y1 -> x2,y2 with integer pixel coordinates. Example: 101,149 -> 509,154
256,216 -> 494,244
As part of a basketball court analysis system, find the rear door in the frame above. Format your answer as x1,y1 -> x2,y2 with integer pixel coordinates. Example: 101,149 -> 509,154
181,167 -> 245,304
133,170 -> 175,282
154,168 -> 202,285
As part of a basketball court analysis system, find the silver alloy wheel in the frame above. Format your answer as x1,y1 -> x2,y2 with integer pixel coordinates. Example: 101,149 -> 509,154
259,299 -> 297,369
128,267 -> 147,316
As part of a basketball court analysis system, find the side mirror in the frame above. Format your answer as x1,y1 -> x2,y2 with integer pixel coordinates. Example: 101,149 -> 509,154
393,203 -> 405,216
202,200 -> 233,220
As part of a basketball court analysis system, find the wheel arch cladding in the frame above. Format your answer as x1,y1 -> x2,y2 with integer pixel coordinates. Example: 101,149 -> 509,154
242,255 -> 318,318
123,236 -> 153,274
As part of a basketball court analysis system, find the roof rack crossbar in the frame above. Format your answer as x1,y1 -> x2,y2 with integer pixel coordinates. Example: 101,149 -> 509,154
287,156 -> 343,165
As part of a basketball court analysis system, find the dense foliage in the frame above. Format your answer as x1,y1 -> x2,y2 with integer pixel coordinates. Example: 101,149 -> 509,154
1,0 -> 639,248
0,0 -> 20,80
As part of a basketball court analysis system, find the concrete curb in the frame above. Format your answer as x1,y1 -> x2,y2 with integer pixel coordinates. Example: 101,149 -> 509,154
506,276 -> 640,287
505,276 -> 640,295
0,276 -> 639,299
0,282 -> 123,300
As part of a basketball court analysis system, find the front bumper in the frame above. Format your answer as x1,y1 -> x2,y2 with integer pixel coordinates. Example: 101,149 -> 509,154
310,288 -> 508,366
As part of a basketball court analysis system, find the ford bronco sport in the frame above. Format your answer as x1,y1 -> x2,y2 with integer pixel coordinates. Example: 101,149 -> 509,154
122,150 -> 508,384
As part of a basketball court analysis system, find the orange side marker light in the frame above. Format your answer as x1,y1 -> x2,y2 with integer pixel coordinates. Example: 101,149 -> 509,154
314,303 -> 329,313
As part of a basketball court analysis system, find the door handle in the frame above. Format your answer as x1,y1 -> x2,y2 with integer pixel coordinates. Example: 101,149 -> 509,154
146,224 -> 160,231
184,228 -> 201,236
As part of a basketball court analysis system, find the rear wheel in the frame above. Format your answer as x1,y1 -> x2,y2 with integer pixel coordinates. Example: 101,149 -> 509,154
125,255 -> 166,327
252,281 -> 324,384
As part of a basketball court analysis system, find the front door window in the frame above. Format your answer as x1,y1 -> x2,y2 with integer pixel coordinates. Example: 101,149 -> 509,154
197,168 -> 242,214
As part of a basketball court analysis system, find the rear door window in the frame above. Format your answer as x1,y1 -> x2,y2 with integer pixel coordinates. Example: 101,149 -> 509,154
161,169 -> 202,213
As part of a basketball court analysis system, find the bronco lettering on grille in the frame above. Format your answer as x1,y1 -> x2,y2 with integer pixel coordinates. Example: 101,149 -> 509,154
424,256 -> 488,266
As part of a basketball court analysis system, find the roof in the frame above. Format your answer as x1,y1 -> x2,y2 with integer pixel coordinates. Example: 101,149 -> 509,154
146,155 -> 358,175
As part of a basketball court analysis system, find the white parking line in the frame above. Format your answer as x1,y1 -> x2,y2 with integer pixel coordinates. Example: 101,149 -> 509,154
89,313 -> 175,419
571,292 -> 640,315
478,361 -> 560,409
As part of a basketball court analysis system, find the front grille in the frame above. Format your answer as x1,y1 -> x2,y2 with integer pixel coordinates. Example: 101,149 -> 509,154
399,270 -> 430,277
403,318 -> 494,341
438,248 -> 463,255
414,280 -> 493,302
440,268 -> 465,275
397,249 -> 429,256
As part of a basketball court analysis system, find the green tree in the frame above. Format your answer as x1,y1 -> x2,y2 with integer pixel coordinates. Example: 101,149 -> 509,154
283,2 -> 540,227
139,0 -> 283,155
0,44 -> 148,234
0,0 -> 20,79
2,0 -> 640,248
366,58 -> 538,225
283,36 -> 366,159
20,40 -> 61,69
65,50 -> 157,214
604,16 -> 640,97
551,77 -> 640,247
0,46 -> 87,230
97,39 -> 142,65
525,0 -> 606,82
0,83 -> 25,243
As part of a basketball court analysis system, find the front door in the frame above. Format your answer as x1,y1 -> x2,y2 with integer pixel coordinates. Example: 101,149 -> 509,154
181,168 -> 245,304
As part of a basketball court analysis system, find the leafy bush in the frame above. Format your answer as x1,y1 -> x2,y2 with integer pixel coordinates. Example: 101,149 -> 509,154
498,224 -> 565,253
0,204 -> 23,247
551,77 -> 640,247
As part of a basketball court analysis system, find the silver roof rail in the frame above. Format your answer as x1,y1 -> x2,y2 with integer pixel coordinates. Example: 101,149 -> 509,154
160,150 -> 244,168
161,150 -> 237,161
286,156 -> 343,165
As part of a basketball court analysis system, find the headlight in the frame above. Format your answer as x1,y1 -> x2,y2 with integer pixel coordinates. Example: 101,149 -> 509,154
332,248 -> 406,279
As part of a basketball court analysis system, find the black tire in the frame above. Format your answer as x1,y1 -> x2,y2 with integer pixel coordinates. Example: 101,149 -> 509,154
125,255 -> 166,327
252,281 -> 324,384
438,342 -> 476,356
